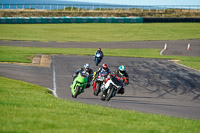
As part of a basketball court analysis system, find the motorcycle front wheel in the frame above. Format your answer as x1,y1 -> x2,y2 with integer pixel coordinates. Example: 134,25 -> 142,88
101,89 -> 107,101
105,87 -> 115,101
94,82 -> 101,96
72,86 -> 80,98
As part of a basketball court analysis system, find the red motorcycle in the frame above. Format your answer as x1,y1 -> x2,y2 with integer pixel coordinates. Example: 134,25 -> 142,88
93,71 -> 109,96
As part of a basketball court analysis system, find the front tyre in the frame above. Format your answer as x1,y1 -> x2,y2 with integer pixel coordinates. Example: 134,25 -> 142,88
101,89 -> 107,101
72,86 -> 80,98
105,87 -> 114,101
95,61 -> 99,66
95,58 -> 101,66
94,82 -> 101,96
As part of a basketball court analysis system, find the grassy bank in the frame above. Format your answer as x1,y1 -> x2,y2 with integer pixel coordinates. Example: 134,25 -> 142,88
0,46 -> 200,70
0,77 -> 200,133
1,9 -> 200,18
0,23 -> 200,42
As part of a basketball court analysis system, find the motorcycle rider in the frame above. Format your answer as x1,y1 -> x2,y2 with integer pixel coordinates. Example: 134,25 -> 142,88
72,63 -> 93,88
93,63 -> 111,80
103,65 -> 129,94
94,48 -> 104,61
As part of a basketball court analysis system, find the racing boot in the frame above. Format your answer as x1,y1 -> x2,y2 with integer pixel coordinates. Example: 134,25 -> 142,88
117,88 -> 124,94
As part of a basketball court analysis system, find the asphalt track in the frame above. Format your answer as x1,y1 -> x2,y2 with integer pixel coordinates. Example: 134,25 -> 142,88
0,40 -> 200,120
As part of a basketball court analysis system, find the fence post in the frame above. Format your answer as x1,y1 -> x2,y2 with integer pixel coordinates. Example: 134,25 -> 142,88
180,5 -> 182,13
162,6 -> 164,13
196,5 -> 198,12
142,6 -> 143,13
135,6 -> 137,13
71,5 -> 73,12
156,5 -> 158,13
189,5 -> 190,12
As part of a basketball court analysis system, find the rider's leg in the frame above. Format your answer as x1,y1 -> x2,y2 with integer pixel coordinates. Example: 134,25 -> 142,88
86,82 -> 91,88
118,88 -> 125,94
94,56 -> 96,61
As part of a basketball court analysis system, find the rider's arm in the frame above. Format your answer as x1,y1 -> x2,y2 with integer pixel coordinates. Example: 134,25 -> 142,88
124,73 -> 129,85
76,68 -> 81,74
88,69 -> 94,82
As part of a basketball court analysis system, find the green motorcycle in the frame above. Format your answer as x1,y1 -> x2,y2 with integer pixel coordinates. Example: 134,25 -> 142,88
71,71 -> 88,98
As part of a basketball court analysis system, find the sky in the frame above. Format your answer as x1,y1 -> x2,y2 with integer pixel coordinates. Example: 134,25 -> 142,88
61,0 -> 200,5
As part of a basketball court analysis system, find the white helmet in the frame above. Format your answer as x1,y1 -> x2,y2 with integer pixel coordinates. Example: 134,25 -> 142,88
84,63 -> 90,69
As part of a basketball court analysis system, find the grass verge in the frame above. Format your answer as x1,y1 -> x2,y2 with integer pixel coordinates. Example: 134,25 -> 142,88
0,23 -> 200,42
0,46 -> 200,70
0,77 -> 200,133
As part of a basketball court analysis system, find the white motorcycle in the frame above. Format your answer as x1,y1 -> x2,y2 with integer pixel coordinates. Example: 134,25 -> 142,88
101,76 -> 125,101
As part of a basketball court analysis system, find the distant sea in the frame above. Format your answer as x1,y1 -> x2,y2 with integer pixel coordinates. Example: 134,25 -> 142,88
0,0 -> 104,5
0,0 -> 196,10
0,0 -> 117,10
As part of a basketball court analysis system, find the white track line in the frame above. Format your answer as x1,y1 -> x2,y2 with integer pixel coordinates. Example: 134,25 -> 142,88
173,61 -> 200,73
52,56 -> 58,97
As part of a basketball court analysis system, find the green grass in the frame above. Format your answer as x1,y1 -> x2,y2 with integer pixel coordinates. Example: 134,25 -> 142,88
0,46 -> 200,70
0,77 -> 200,133
0,23 -> 200,132
0,23 -> 200,42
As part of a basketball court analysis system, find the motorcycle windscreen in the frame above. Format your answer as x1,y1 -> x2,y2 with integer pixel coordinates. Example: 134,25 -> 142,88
96,53 -> 101,57
99,71 -> 108,77
77,72 -> 88,83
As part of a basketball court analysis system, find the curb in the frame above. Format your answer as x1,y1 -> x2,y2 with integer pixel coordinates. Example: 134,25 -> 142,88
0,54 -> 52,67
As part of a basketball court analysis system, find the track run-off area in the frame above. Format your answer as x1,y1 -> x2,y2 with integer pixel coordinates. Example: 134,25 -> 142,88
0,40 -> 200,119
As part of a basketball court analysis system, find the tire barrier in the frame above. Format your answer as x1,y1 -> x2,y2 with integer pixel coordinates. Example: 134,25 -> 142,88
0,17 -> 143,24
143,18 -> 200,23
